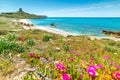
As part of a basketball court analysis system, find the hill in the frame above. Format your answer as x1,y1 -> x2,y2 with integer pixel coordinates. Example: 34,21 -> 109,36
0,8 -> 47,19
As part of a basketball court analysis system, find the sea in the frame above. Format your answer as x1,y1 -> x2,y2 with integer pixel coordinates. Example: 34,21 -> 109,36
30,17 -> 120,37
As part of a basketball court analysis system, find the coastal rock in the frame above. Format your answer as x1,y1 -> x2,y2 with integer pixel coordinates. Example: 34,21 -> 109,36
67,35 -> 73,37
50,23 -> 56,27
102,30 -> 120,38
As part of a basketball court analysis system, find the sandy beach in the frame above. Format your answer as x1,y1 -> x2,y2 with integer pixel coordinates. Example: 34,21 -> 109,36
19,19 -> 120,41
19,19 -> 77,37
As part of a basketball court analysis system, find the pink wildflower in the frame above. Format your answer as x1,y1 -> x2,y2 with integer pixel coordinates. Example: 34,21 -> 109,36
79,74 -> 83,79
109,61 -> 115,65
87,65 -> 96,77
96,64 -> 103,69
69,57 -> 74,61
80,50 -> 83,52
103,55 -> 110,59
90,58 -> 94,61
75,53 -> 80,57
87,69 -> 96,77
29,52 -> 34,57
90,49 -> 93,53
115,65 -> 120,69
88,65 -> 96,71
18,36 -> 24,41
112,71 -> 120,79
61,73 -> 70,80
71,50 -> 75,53
56,62 -> 65,71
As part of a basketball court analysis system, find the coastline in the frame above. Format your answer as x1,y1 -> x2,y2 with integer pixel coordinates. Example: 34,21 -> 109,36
19,19 -> 77,37
19,19 -> 120,41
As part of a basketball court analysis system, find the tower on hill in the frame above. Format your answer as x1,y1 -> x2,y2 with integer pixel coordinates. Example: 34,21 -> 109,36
18,8 -> 24,12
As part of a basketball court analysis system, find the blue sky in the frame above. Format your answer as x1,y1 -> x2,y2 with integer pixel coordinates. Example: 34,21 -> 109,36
0,0 -> 120,17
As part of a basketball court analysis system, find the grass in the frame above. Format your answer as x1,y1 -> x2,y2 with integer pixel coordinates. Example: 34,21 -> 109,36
0,17 -> 22,31
0,18 -> 120,80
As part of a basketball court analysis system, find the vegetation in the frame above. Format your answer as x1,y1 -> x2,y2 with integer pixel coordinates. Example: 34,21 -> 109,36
0,8 -> 47,19
0,17 -> 22,31
0,29 -> 119,80
0,17 -> 120,80
43,34 -> 53,42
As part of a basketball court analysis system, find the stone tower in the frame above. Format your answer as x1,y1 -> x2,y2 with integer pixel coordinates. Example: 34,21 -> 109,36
19,8 -> 23,12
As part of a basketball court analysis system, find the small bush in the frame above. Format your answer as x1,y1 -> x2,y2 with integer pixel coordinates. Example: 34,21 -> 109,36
63,45 -> 70,52
104,46 -> 117,53
0,39 -> 25,54
27,39 -> 35,47
43,34 -> 52,42
6,34 -> 16,41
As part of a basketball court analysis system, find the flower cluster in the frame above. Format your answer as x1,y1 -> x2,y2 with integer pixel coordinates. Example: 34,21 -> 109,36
55,61 -> 70,80
55,61 -> 66,71
112,71 -> 120,79
87,65 -> 97,77
61,73 -> 70,80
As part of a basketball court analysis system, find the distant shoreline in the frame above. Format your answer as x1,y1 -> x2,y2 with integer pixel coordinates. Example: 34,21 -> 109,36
18,19 -> 120,41
19,19 -> 77,37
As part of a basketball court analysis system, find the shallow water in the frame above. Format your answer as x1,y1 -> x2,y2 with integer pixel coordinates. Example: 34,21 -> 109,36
30,17 -> 120,37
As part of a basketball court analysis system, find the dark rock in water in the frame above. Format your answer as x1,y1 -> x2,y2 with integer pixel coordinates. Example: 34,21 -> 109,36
102,30 -> 120,38
50,23 -> 56,27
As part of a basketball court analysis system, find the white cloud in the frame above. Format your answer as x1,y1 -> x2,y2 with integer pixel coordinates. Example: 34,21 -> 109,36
41,3 -> 120,17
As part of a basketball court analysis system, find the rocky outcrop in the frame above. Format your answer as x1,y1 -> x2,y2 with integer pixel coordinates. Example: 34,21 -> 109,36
102,30 -> 120,38
0,8 -> 47,19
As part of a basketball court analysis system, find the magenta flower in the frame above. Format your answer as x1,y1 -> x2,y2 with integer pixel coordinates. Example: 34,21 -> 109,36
115,65 -> 120,69
96,64 -> 103,69
75,53 -> 80,57
69,57 -> 74,61
103,55 -> 110,59
90,49 -> 93,53
55,62 -> 65,71
71,50 -> 75,53
112,71 -> 120,79
87,69 -> 96,77
116,73 -> 120,79
29,52 -> 34,57
109,61 -> 115,65
61,73 -> 70,80
18,36 -> 24,41
87,65 -> 96,77
79,74 -> 83,79
90,58 -> 94,61
88,65 -> 96,71
80,50 -> 83,52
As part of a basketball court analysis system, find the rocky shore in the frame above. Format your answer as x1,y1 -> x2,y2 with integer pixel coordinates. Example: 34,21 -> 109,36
102,30 -> 120,38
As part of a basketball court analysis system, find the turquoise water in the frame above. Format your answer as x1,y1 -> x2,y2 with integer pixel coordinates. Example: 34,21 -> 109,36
30,17 -> 120,37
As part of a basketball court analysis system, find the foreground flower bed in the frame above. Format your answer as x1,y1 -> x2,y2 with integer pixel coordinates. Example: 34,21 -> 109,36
0,30 -> 120,80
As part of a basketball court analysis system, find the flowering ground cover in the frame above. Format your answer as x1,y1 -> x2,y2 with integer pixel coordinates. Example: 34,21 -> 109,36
0,30 -> 120,80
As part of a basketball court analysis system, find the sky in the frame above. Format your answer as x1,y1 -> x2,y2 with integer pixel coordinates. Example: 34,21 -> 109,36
0,0 -> 120,17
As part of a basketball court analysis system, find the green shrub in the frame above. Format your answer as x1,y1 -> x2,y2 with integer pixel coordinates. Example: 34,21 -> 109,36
104,46 -> 117,53
63,45 -> 70,52
6,34 -> 16,41
0,39 -> 24,54
27,39 -> 35,47
43,34 -> 52,42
